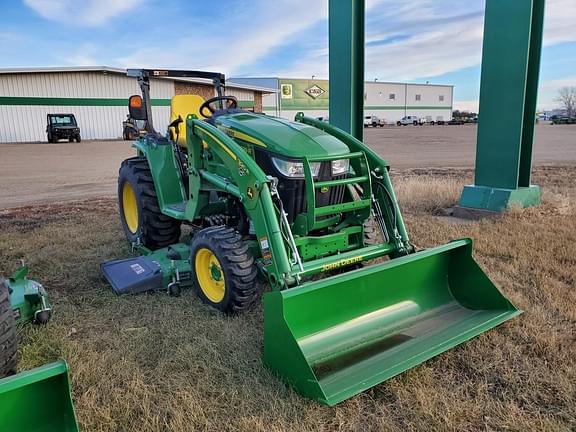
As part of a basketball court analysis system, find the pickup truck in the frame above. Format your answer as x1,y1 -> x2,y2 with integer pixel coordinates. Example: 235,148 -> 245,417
364,115 -> 385,127
396,116 -> 423,126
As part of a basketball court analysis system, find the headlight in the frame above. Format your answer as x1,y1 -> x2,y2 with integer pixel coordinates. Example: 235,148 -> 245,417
331,159 -> 350,175
272,157 -> 321,178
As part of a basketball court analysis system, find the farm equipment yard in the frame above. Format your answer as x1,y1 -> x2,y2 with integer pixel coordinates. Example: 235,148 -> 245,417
1,0 -> 576,430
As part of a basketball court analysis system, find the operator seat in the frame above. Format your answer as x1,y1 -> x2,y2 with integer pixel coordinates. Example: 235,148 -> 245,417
169,94 -> 205,147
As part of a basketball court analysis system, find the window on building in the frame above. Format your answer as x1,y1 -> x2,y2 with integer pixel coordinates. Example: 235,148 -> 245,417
415,94 -> 421,101
389,93 -> 395,100
439,95 -> 445,102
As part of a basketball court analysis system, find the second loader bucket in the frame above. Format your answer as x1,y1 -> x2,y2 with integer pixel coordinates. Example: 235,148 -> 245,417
0,360 -> 78,431
264,239 -> 521,406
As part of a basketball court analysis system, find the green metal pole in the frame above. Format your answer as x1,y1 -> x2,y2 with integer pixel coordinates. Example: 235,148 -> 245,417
459,0 -> 545,212
328,0 -> 365,141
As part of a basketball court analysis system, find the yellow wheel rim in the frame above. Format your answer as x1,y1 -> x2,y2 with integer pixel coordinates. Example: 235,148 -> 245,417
122,182 -> 139,234
195,248 -> 225,303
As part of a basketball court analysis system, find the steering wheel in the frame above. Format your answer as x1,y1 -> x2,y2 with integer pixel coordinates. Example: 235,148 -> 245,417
199,96 -> 238,118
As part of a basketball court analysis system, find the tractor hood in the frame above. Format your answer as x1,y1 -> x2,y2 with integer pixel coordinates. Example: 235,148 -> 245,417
214,112 -> 350,159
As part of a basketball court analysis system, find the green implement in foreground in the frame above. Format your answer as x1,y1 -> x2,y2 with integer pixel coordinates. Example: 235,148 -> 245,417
8,265 -> 52,325
264,239 -> 521,405
0,360 -> 78,431
102,69 -> 521,405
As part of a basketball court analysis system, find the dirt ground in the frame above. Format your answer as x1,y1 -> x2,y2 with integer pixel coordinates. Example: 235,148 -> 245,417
0,166 -> 573,431
0,124 -> 574,209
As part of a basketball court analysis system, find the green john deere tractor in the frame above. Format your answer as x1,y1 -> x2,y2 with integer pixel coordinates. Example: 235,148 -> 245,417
0,265 -> 78,431
101,69 -> 521,406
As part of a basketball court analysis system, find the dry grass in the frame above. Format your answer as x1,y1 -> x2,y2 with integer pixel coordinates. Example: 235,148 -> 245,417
1,166 -> 575,432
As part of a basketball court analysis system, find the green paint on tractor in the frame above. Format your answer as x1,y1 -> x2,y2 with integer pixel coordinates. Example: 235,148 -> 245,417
101,68 -> 520,406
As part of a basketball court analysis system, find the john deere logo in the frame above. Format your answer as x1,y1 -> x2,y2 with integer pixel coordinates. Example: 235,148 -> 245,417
320,186 -> 329,194
281,84 -> 293,99
304,85 -> 326,99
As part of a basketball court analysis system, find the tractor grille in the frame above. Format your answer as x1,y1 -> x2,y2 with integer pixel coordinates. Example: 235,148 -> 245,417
254,150 -> 348,224
278,165 -> 347,223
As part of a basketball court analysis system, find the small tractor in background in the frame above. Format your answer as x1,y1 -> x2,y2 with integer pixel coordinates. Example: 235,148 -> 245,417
122,114 -> 147,140
101,69 -> 520,406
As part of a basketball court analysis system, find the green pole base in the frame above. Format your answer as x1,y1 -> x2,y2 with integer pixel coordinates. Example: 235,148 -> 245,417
459,184 -> 541,212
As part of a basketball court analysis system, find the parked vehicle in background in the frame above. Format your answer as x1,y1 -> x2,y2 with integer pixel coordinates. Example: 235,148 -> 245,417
447,118 -> 465,125
396,116 -> 423,126
123,115 -> 147,140
364,115 -> 385,127
550,115 -> 576,125
46,114 -> 81,143
422,116 -> 434,125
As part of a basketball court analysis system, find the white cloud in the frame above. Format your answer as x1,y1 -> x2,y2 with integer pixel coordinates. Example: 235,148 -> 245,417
116,0 -> 329,75
23,0 -> 142,26
543,0 -> 576,45
280,0 -> 576,82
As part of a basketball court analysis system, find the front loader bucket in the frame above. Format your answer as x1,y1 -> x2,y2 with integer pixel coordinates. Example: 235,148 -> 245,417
264,239 -> 521,406
0,361 -> 78,431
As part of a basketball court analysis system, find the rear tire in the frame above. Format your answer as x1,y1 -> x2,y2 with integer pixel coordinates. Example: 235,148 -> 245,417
190,226 -> 258,314
0,280 -> 18,378
118,157 -> 181,249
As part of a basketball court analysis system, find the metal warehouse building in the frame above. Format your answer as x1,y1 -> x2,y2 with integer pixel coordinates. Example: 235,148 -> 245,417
0,67 -> 275,143
230,77 -> 454,123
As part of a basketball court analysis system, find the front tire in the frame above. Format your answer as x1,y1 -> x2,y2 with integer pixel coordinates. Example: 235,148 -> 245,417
118,157 -> 181,249
0,280 -> 18,378
190,226 -> 258,314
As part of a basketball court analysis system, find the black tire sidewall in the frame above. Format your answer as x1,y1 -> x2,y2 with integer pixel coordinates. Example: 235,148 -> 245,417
0,280 -> 17,378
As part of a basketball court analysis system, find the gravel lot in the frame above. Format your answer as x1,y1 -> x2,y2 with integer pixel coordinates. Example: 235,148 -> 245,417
0,124 -> 574,209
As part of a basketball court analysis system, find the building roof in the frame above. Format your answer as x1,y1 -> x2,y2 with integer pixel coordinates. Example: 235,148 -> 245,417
0,66 -> 277,93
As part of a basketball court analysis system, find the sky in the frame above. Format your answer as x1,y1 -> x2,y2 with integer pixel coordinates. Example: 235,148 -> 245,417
0,0 -> 575,111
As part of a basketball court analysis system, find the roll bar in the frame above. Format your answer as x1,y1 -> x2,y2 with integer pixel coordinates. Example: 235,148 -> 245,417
126,69 -> 226,133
